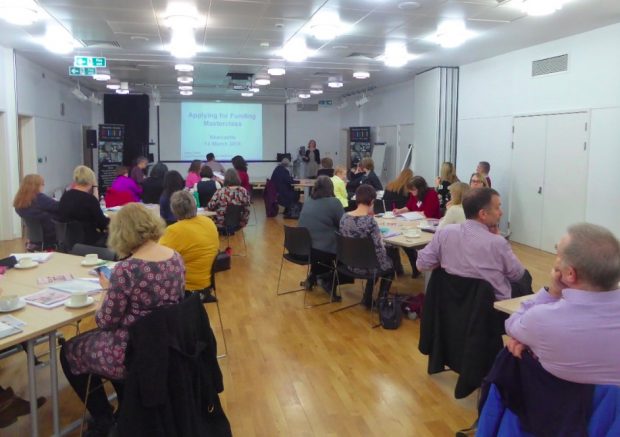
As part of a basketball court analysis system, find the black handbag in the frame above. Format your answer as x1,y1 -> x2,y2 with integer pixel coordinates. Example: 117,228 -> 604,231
379,295 -> 403,330
0,256 -> 17,268
213,251 -> 231,273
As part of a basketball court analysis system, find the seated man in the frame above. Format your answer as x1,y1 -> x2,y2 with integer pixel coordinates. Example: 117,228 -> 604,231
270,157 -> 300,214
160,191 -> 219,303
416,187 -> 525,300
506,223 -> 620,385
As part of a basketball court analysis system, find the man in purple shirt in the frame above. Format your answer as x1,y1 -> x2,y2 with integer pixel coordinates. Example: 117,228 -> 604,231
417,188 -> 525,300
506,223 -> 620,385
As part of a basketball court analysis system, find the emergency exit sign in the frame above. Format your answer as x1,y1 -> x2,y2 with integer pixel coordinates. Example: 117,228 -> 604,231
73,56 -> 106,68
69,66 -> 96,76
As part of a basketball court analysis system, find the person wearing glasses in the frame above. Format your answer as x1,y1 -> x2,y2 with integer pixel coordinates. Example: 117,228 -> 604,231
469,172 -> 489,188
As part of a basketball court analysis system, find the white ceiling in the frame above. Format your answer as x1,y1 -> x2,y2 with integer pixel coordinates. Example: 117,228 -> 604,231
1,0 -> 620,102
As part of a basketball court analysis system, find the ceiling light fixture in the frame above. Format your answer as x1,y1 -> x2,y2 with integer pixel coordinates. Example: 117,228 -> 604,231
516,0 -> 566,16
106,82 -> 120,90
254,76 -> 271,86
71,83 -> 88,102
267,67 -> 286,76
426,19 -> 475,48
115,82 -> 129,94
177,75 -> 193,84
0,0 -> 40,25
180,90 -> 193,96
178,85 -> 193,91
298,92 -> 311,99
163,3 -> 204,58
380,41 -> 417,68
353,71 -> 370,79
310,87 -> 323,95
92,69 -> 111,81
249,87 -> 260,93
309,11 -> 347,41
241,92 -> 254,97
175,63 -> 194,72
169,28 -> 197,58
280,38 -> 311,62
116,89 -> 130,95
43,26 -> 80,54
327,78 -> 344,88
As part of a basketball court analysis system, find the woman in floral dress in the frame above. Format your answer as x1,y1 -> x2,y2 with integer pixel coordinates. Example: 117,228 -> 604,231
208,168 -> 251,231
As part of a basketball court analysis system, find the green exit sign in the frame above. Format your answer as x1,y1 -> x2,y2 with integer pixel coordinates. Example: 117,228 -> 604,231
74,56 -> 106,68
69,66 -> 97,76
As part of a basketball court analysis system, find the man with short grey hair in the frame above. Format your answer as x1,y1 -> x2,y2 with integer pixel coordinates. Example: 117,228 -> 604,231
506,223 -> 620,385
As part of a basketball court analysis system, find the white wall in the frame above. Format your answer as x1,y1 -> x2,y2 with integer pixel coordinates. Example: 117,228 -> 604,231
457,22 -> 620,237
412,69 -> 440,183
15,55 -> 95,195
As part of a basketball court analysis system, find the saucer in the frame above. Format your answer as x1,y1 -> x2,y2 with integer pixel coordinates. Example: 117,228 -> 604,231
382,214 -> 396,219
15,262 -> 38,269
81,259 -> 104,267
0,298 -> 27,313
65,296 -> 95,308
403,232 -> 421,239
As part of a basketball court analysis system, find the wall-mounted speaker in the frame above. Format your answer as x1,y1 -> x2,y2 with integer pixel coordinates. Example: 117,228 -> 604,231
86,129 -> 97,148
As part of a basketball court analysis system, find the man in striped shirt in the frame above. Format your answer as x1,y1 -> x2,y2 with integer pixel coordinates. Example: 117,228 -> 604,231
417,188 -> 525,300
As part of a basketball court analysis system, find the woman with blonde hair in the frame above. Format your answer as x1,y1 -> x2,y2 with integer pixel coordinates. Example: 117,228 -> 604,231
331,166 -> 348,208
438,182 -> 470,229
384,168 -> 414,210
60,203 -> 184,436
469,172 -> 489,188
13,174 -> 59,246
435,162 -> 459,211
59,165 -> 109,246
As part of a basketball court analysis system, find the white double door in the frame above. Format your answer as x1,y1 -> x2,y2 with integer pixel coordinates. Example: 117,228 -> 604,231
509,112 -> 589,253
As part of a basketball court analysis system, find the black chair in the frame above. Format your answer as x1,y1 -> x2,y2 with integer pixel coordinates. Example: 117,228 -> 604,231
52,219 -> 85,252
208,255 -> 228,359
331,232 -> 391,327
22,217 -> 46,251
373,199 -> 387,215
276,225 -> 312,297
70,244 -> 116,261
219,204 -> 247,256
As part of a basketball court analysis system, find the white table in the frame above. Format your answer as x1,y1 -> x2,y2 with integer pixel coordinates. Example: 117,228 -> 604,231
104,204 -> 216,218
1,253 -> 101,437
493,294 -> 536,315
374,216 -> 434,249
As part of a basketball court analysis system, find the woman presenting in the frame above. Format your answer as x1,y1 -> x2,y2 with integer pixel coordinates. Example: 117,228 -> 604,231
303,139 -> 320,178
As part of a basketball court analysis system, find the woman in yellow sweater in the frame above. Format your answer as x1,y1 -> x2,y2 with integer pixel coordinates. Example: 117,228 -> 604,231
160,190 -> 220,302
331,166 -> 348,208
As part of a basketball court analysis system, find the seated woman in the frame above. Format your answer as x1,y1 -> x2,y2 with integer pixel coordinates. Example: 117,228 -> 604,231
470,172 -> 489,188
185,159 -> 202,189
159,170 -> 185,225
141,162 -> 168,204
108,166 -> 142,204
194,165 -> 221,207
298,176 -> 345,298
160,191 -> 219,303
383,168 -> 414,211
232,155 -> 251,194
59,166 -> 109,246
435,162 -> 459,212
130,156 -> 148,185
13,174 -> 59,248
331,166 -> 348,208
317,157 -> 334,177
207,168 -> 251,231
339,184 -> 394,309
270,157 -> 299,214
60,203 -> 184,436
438,182 -> 470,230
392,176 -> 441,277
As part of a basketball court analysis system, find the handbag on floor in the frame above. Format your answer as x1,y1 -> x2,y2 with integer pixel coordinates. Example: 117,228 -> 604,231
379,295 -> 403,330
213,251 -> 231,273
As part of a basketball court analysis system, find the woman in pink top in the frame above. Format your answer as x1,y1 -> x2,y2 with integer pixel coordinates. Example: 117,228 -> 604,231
185,160 -> 202,189
110,166 -> 142,202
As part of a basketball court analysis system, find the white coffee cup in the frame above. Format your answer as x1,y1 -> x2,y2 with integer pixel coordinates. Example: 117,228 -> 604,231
70,292 -> 88,306
384,212 -> 395,218
18,257 -> 35,267
0,295 -> 19,311
85,254 -> 99,264
404,229 -> 421,238
420,220 -> 429,228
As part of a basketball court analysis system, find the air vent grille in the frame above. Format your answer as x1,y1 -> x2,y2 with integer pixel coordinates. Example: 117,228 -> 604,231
82,40 -> 121,48
297,103 -> 318,112
532,54 -> 568,76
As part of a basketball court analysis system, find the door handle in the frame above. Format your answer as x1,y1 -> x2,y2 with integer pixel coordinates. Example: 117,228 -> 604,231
538,186 -> 542,194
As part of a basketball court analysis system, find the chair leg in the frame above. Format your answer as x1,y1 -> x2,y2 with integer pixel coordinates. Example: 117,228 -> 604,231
79,374 -> 93,437
211,287 -> 228,359
369,274 -> 381,329
275,255 -> 305,296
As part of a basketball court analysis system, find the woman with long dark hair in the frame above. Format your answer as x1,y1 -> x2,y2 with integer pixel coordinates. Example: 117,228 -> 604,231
231,155 -> 251,194
159,170 -> 185,224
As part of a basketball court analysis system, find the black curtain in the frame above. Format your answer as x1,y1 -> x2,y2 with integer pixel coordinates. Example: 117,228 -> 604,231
103,94 -> 149,166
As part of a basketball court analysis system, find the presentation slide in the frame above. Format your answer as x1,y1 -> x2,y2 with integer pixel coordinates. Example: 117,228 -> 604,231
180,102 -> 263,160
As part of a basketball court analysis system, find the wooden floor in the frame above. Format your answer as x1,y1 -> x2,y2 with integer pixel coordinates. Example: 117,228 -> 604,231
0,204 -> 554,436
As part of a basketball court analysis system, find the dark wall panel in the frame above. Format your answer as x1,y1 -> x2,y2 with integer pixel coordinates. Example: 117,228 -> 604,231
103,94 -> 149,166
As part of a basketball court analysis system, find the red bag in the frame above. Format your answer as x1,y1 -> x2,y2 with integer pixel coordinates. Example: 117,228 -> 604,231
402,293 -> 425,318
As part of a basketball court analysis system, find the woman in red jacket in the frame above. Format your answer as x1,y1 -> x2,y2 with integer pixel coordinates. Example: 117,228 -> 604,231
391,176 -> 440,278
394,176 -> 441,219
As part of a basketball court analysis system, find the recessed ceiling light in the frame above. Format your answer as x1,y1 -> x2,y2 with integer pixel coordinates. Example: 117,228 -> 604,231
0,0 -> 40,26
177,75 -> 193,84
180,90 -> 193,96
425,20 -> 475,48
93,69 -> 111,81
298,92 -> 311,99
353,71 -> 370,79
175,63 -> 194,72
162,3 -> 204,28
310,88 -> 323,95
309,11 -> 348,41
398,1 -> 421,10
178,85 -> 193,91
515,0 -> 566,16
130,35 -> 149,41
267,67 -> 286,76
106,82 -> 120,90
260,42 -> 270,47
379,42 -> 418,67
280,38 -> 312,62
241,92 -> 254,97
116,89 -> 130,95
327,78 -> 343,88
249,87 -> 260,93
331,45 -> 349,50
43,26 -> 80,54
254,77 -> 271,86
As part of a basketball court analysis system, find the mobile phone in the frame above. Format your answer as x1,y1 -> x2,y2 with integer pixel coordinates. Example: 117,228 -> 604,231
95,265 -> 112,280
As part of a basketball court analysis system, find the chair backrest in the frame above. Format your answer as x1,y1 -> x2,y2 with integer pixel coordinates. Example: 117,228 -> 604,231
223,204 -> 245,228
52,219 -> 86,252
70,243 -> 116,261
52,219 -> 68,252
22,217 -> 45,244
335,232 -> 381,271
283,225 -> 312,257
373,199 -> 386,215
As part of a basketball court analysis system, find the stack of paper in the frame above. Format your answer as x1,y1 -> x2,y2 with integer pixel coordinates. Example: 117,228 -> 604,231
24,288 -> 71,309
399,212 -> 425,221
49,279 -> 102,294
11,252 -> 54,263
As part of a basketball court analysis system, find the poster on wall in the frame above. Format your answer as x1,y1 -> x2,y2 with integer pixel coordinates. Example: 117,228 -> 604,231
349,126 -> 372,169
98,124 -> 125,195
